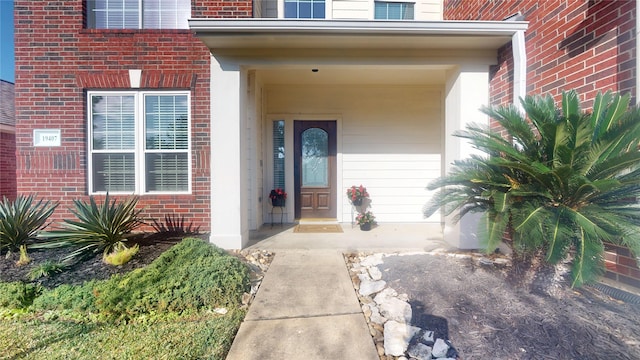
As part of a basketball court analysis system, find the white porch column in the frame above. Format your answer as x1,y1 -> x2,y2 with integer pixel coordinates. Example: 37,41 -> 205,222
210,55 -> 249,249
443,65 -> 490,249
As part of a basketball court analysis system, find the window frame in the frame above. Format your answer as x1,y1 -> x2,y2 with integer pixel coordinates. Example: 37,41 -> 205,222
374,1 -> 415,20
87,90 -> 192,195
284,0 -> 326,19
86,0 -> 191,30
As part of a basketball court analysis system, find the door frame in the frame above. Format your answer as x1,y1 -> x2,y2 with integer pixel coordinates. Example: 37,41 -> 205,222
294,120 -> 337,219
264,114 -> 343,224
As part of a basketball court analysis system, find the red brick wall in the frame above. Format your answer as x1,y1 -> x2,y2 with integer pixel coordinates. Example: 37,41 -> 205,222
446,0 -> 640,288
14,1 -> 252,231
605,243 -> 640,289
445,0 -> 636,107
0,130 -> 17,201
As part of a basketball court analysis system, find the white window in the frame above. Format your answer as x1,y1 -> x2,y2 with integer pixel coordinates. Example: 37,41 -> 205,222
374,1 -> 414,20
284,0 -> 325,19
88,91 -> 191,194
87,0 -> 191,29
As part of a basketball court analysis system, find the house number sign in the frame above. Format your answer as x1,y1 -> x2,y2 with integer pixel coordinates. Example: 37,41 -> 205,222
33,129 -> 61,147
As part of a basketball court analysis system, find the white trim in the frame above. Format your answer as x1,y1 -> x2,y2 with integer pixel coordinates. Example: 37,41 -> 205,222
86,90 -> 192,195
129,69 -> 142,88
189,19 -> 528,35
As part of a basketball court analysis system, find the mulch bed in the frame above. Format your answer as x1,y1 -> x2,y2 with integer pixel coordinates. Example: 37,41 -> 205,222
0,235 -> 184,288
376,253 -> 640,360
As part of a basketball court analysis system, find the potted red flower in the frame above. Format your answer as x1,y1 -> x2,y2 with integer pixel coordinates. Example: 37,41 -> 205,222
269,188 -> 287,207
346,185 -> 369,206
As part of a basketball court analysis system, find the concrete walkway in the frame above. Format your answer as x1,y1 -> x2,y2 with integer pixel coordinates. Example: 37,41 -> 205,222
226,223 -> 450,360
226,250 -> 379,359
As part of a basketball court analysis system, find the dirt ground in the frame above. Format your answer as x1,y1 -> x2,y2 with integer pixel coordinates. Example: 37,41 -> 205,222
373,253 -> 640,360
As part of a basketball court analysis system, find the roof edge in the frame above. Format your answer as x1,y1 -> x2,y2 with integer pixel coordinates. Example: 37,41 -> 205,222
188,19 -> 528,36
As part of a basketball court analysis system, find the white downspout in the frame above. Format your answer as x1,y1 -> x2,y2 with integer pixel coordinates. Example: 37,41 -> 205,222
512,29 -> 527,110
506,12 -> 527,110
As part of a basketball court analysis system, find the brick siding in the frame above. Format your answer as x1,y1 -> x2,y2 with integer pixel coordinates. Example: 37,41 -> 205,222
445,0 -> 636,107
14,1 -> 252,231
445,0 -> 640,288
605,243 -> 640,289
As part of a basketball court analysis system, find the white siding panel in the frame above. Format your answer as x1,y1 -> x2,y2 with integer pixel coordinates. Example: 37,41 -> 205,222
332,0 -> 370,19
415,0 -> 443,21
266,84 -> 442,223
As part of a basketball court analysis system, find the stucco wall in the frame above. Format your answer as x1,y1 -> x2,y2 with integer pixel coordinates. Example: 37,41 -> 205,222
265,84 -> 442,223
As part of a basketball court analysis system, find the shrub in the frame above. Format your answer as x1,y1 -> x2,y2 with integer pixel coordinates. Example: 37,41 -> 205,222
93,238 -> 250,319
40,194 -> 144,265
0,195 -> 57,255
31,282 -> 98,313
31,238 -> 249,320
425,91 -> 640,287
0,282 -> 42,308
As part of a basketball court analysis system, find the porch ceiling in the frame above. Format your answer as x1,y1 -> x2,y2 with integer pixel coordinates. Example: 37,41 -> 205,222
188,19 -> 528,51
257,66 -> 448,85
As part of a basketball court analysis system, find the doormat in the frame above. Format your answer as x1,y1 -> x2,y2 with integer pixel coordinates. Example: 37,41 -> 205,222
293,224 -> 343,233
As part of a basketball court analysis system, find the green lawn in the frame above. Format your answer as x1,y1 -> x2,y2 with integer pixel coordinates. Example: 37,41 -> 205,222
0,311 -> 244,360
0,238 -> 250,360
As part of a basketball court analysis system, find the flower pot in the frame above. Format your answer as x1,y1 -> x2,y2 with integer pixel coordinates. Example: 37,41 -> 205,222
351,198 -> 363,206
271,198 -> 285,207
359,222 -> 372,231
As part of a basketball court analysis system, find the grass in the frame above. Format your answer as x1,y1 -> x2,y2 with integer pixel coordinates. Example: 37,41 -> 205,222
0,238 -> 250,359
0,311 -> 244,359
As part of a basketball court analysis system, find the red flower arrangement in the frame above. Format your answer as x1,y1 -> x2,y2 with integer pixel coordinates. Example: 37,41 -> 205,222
269,188 -> 287,200
347,185 -> 369,204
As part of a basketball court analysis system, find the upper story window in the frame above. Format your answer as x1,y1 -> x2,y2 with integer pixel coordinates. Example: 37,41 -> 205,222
374,1 -> 414,20
87,0 -> 191,29
284,0 -> 325,19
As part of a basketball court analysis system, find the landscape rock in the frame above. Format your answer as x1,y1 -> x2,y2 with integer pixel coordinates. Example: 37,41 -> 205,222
369,304 -> 386,325
384,320 -> 421,356
431,338 -> 450,358
373,287 -> 398,304
368,266 -> 383,280
408,343 -> 433,360
360,253 -> 384,267
422,330 -> 435,343
377,296 -> 412,324
359,279 -> 387,296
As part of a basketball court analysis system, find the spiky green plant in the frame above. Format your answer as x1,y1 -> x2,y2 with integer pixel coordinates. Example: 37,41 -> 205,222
40,194 -> 145,265
425,91 -> 640,287
0,195 -> 58,255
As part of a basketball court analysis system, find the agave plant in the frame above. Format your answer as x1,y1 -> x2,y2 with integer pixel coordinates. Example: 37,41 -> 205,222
0,195 -> 58,255
40,194 -> 145,264
425,91 -> 640,287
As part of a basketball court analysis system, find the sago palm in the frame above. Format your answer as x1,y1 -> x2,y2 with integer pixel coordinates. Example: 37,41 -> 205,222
424,91 -> 640,287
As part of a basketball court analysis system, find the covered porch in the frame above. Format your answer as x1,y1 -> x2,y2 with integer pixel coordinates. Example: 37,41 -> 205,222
189,19 -> 527,250
247,222 -> 448,251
